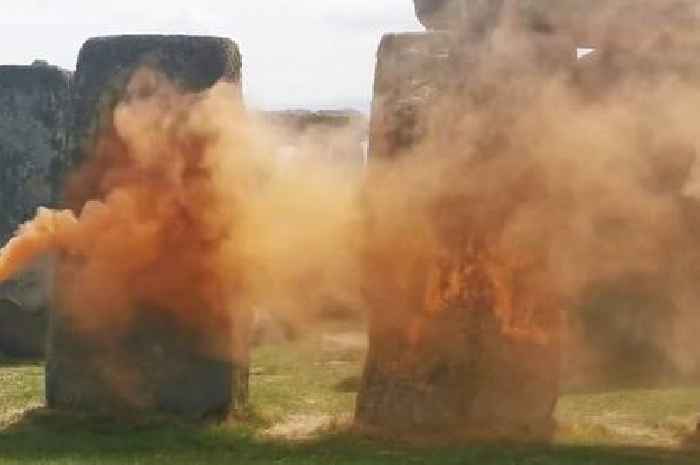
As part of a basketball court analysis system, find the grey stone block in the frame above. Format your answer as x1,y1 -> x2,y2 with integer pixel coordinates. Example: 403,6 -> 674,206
0,63 -> 70,358
46,35 -> 250,419
0,62 -> 71,242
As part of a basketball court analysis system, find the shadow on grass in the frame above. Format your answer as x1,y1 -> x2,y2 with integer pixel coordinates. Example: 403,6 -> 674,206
562,377 -> 700,396
334,375 -> 361,393
0,355 -> 43,368
1,408 -> 699,465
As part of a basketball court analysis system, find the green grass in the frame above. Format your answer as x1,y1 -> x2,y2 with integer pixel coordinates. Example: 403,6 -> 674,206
1,330 -> 699,465
250,337 -> 360,424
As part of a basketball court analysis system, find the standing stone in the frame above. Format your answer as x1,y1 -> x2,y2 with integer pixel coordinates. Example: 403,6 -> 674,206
0,62 -> 70,242
0,62 -> 70,358
355,31 -> 561,437
46,35 -> 250,419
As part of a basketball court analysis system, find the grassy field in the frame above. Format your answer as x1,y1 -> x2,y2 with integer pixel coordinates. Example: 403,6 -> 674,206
1,329 -> 699,465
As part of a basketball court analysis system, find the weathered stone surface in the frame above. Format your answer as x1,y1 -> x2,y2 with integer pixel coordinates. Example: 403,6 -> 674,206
0,63 -> 70,358
356,246 -> 560,436
368,33 -> 453,161
356,32 -> 561,437
0,267 -> 49,358
60,35 -> 241,208
47,35 -> 249,419
0,62 -> 71,242
0,284 -> 48,358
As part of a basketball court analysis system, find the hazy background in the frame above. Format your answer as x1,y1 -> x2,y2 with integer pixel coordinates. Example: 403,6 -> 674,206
0,0 -> 423,112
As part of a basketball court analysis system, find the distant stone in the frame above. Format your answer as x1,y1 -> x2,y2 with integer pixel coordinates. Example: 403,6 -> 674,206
413,0 -> 456,30
0,63 -> 70,359
414,0 -> 700,47
263,109 -> 368,168
0,63 -> 71,243
413,0 -> 505,36
264,109 -> 366,131
411,0 -> 594,44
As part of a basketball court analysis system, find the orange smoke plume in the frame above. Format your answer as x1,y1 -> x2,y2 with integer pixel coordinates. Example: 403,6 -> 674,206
359,2 -> 700,388
0,208 -> 76,282
0,68 -> 365,338
0,69 -> 256,332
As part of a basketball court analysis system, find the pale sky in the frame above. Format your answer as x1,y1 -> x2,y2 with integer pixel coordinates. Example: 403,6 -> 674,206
0,1 -> 423,112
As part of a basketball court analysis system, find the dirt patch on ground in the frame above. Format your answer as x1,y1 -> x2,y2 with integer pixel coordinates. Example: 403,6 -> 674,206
263,413 -> 351,440
321,332 -> 367,353
563,413 -> 695,447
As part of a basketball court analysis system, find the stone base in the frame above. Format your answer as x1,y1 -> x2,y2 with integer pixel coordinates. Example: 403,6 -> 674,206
46,306 -> 250,419
0,299 -> 47,358
355,258 -> 560,437
0,265 -> 50,358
